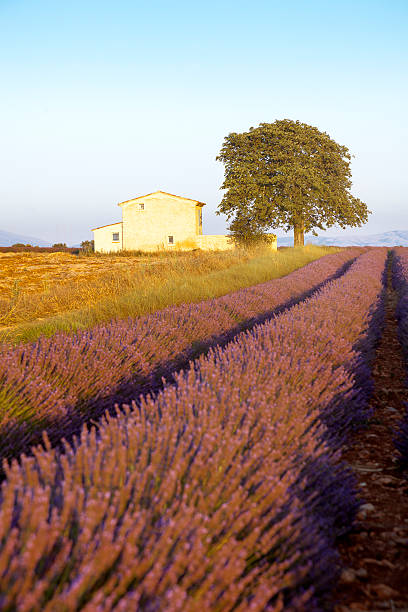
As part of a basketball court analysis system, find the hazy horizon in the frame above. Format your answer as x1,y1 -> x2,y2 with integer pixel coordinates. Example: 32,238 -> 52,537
1,0 -> 407,244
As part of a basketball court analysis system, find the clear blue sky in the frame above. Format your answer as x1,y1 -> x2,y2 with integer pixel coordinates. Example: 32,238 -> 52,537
1,0 -> 407,244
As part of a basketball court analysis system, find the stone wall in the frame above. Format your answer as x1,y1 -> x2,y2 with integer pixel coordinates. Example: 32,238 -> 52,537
186,234 -> 277,251
197,234 -> 278,251
195,235 -> 235,250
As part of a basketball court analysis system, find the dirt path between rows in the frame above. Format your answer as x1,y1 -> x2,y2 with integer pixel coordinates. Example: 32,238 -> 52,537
333,254 -> 408,611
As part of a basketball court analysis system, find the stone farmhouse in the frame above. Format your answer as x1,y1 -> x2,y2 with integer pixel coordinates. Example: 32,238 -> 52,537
92,191 -> 277,253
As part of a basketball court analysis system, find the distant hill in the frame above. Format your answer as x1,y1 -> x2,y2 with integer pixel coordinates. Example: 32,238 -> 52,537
278,230 -> 408,247
0,229 -> 51,247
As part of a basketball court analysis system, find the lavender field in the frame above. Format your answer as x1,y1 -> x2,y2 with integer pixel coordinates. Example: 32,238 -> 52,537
0,247 -> 397,611
0,247 -> 362,465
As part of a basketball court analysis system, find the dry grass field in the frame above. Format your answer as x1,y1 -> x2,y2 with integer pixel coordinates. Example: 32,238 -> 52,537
0,251 -> 143,299
0,245 -> 339,344
0,249 -> 250,325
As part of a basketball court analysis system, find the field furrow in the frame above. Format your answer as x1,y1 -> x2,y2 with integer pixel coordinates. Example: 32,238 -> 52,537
391,247 -> 408,465
0,248 -> 362,465
332,250 -> 408,610
0,248 -> 387,611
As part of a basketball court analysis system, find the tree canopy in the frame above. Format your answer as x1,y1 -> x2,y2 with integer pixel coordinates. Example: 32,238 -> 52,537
216,119 -> 370,246
80,239 -> 94,253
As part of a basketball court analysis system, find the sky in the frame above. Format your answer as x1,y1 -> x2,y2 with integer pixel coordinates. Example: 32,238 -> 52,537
1,0 -> 407,245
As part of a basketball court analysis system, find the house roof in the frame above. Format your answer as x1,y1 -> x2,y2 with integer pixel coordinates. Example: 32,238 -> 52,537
117,190 -> 206,207
91,221 -> 122,231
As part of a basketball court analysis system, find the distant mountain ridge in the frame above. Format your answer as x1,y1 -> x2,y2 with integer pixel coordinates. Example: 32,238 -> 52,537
2,228 -> 407,249
0,229 -> 51,247
278,230 -> 408,247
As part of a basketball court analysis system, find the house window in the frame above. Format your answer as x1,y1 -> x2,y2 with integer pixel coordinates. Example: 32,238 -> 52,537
168,235 -> 174,245
112,232 -> 120,242
139,203 -> 144,210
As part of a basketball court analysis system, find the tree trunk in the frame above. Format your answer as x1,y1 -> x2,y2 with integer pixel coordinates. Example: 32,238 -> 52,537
293,221 -> 305,246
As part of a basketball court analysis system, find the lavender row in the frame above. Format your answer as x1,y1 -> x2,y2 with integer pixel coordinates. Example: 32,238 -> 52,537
0,249 -> 387,611
0,248 -> 362,464
391,247 -> 408,465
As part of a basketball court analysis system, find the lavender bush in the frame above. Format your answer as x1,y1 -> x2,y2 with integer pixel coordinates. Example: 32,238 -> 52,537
0,249 -> 386,611
0,248 -> 362,463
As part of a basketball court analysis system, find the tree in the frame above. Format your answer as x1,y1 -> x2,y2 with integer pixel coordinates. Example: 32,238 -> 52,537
52,242 -> 67,249
80,239 -> 94,253
216,119 -> 370,246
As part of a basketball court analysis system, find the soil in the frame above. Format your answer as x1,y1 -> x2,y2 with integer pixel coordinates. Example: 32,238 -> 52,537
333,257 -> 408,611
